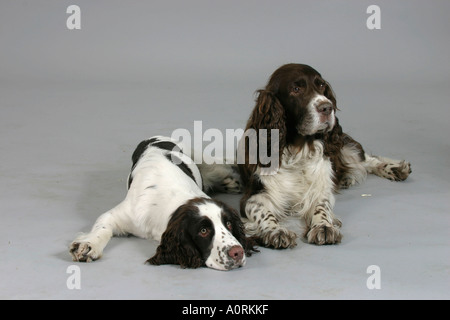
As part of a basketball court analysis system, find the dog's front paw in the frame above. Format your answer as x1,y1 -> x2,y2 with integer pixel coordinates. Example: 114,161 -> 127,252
306,222 -> 342,245
259,228 -> 298,249
70,241 -> 101,262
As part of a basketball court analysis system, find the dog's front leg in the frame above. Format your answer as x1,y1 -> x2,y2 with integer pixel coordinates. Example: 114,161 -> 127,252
244,193 -> 298,249
69,201 -> 130,262
304,197 -> 342,245
302,159 -> 343,245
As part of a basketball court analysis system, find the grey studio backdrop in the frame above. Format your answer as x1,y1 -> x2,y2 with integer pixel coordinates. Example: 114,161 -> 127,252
0,0 -> 449,300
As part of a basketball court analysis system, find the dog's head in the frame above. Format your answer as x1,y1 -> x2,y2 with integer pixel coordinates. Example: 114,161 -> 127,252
265,63 -> 337,136
241,63 -> 338,176
147,198 -> 256,271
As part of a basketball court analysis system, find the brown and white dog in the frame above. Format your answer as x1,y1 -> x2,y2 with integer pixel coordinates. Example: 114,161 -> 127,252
237,63 -> 411,249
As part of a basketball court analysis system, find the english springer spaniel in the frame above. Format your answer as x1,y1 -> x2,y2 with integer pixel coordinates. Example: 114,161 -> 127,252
238,63 -> 411,249
70,136 -> 255,271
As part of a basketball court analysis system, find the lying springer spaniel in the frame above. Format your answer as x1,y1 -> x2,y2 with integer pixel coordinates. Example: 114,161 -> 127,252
238,63 -> 411,249
70,136 -> 255,270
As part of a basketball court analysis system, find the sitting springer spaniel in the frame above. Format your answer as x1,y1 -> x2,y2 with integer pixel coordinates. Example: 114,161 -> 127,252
238,63 -> 411,249
70,136 -> 255,270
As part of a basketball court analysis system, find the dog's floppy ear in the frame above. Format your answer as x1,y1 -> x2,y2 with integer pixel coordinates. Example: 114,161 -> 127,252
146,206 -> 204,269
240,90 -> 286,174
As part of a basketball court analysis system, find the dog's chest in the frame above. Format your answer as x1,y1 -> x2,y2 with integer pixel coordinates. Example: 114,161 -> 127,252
259,141 -> 334,214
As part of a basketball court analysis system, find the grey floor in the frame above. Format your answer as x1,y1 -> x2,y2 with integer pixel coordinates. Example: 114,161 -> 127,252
1,1 -> 449,300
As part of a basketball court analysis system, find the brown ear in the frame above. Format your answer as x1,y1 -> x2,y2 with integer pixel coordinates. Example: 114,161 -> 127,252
146,207 -> 204,268
240,90 -> 286,174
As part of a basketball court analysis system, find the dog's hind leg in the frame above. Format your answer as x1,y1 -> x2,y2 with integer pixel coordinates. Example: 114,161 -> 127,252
198,163 -> 242,194
363,154 -> 411,182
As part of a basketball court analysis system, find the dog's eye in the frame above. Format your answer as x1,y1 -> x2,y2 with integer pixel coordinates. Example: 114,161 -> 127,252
199,227 -> 210,237
226,221 -> 232,231
315,80 -> 326,90
292,81 -> 306,94
292,86 -> 304,94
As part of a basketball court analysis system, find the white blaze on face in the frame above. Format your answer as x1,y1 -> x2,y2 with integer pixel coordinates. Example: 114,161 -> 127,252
197,202 -> 246,271
299,94 -> 335,135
